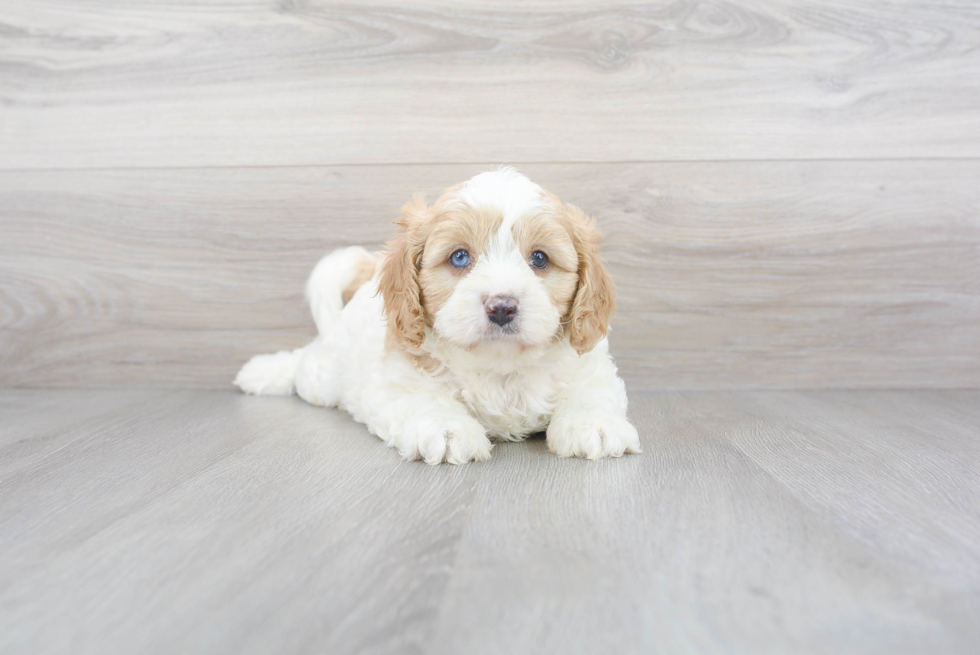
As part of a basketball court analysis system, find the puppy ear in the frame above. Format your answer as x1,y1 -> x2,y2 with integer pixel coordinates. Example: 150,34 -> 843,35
565,206 -> 616,355
378,195 -> 429,350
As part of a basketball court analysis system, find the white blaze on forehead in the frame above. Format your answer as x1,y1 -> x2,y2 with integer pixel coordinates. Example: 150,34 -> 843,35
456,167 -> 545,253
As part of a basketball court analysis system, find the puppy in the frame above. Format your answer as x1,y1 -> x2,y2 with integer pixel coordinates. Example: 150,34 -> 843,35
235,167 -> 641,463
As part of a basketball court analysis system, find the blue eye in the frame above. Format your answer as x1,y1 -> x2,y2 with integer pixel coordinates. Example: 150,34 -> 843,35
450,249 -> 470,268
530,250 -> 549,269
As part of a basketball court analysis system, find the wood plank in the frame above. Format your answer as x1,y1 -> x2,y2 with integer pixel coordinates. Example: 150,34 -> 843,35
429,392 -> 980,654
723,391 -> 980,579
0,390 -> 481,654
2,389 -> 978,653
2,0 -> 980,168
2,161 -> 978,389
0,388 -> 160,449
0,388 -> 166,480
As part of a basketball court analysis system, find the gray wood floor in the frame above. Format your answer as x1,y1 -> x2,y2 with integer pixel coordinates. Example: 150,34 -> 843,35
2,389 -> 978,654
3,2 -> 979,653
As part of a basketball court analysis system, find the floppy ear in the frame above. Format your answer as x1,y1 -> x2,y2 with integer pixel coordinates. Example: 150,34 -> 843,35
565,206 -> 617,355
378,195 -> 429,350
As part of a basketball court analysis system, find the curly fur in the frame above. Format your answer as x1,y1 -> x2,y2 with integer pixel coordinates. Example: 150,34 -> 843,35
236,167 -> 641,463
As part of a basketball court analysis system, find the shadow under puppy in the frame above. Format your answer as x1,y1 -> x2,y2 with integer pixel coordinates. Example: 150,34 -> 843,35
236,167 -> 641,464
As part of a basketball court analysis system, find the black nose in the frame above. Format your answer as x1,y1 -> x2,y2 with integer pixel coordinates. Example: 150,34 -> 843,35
485,295 -> 518,326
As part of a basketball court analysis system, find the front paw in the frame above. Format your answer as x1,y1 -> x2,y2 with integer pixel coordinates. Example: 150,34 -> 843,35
547,411 -> 642,460
396,414 -> 492,465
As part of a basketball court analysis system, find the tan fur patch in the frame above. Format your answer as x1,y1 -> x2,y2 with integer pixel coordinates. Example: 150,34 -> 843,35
418,207 -> 503,323
342,252 -> 379,304
511,209 -> 580,322
377,196 -> 430,350
555,201 -> 617,354
378,189 -> 504,352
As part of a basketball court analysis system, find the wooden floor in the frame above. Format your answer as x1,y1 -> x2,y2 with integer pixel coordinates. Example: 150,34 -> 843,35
3,2 -> 979,652
2,389 -> 978,654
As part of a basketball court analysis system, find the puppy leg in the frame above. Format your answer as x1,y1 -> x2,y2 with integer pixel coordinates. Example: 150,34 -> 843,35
378,394 -> 492,465
293,338 -> 343,408
547,406 -> 641,460
546,357 -> 642,460
235,337 -> 343,409
235,348 -> 305,396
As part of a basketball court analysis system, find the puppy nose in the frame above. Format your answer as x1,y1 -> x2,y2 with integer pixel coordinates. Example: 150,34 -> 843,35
485,295 -> 518,326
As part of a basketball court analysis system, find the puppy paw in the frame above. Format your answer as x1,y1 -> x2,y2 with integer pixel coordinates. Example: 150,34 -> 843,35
396,415 -> 492,465
546,412 -> 642,460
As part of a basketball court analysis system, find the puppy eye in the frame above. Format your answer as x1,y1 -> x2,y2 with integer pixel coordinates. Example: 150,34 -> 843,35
529,250 -> 549,269
450,249 -> 471,268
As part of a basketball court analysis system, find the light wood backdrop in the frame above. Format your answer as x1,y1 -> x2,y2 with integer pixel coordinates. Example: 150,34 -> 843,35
1,0 -> 979,389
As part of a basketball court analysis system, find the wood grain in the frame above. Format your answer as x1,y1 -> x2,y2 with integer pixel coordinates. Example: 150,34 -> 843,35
2,0 -> 980,169
431,391 -> 980,654
0,390 -> 481,654
2,161 -> 978,389
1,389 -> 978,653
725,391 -> 980,581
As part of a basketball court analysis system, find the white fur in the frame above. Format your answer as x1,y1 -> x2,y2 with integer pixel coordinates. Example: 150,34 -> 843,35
236,168 -> 641,464
455,167 -> 546,235
305,245 -> 373,335
234,349 -> 303,396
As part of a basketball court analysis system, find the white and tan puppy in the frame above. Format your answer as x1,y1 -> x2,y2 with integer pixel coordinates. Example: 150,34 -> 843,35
235,167 -> 641,464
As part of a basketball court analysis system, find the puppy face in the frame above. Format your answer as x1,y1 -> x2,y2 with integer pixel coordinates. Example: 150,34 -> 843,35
378,168 -> 615,356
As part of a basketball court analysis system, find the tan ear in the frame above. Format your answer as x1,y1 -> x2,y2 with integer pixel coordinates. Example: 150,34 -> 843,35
565,206 -> 616,355
378,195 -> 429,350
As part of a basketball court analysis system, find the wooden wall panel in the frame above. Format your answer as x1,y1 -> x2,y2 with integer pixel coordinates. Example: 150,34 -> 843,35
2,0 -> 980,168
2,162 -> 977,389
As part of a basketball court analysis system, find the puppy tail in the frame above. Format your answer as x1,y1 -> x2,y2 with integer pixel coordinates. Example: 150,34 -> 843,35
306,246 -> 379,336
235,246 -> 376,397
